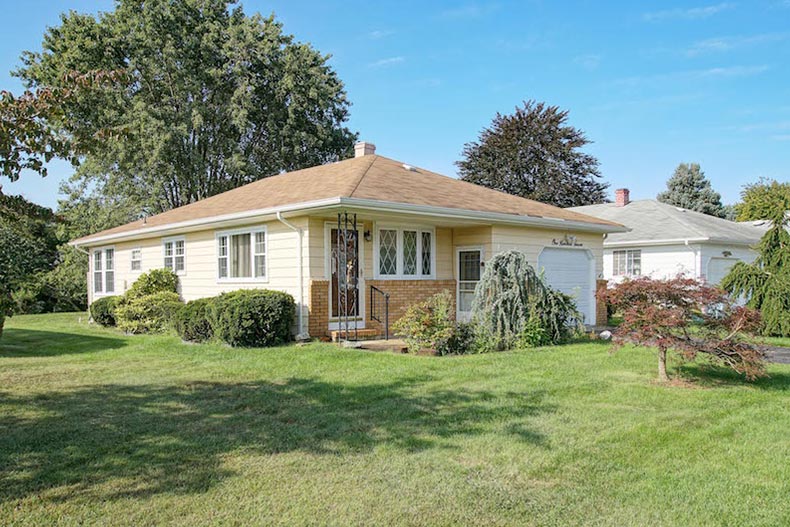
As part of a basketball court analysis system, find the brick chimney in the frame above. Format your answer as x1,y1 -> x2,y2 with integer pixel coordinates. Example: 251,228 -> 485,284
615,188 -> 630,207
354,141 -> 376,158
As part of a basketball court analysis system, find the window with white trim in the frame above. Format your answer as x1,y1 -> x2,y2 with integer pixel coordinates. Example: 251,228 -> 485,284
216,226 -> 267,281
92,247 -> 115,294
163,237 -> 186,274
375,226 -> 435,279
130,248 -> 142,271
613,249 -> 641,276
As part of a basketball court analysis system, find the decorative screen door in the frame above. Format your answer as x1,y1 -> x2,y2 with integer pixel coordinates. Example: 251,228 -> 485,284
457,248 -> 482,321
330,228 -> 361,320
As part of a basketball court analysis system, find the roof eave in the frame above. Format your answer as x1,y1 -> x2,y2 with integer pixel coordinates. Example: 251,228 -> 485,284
71,196 -> 627,247
603,237 -> 758,248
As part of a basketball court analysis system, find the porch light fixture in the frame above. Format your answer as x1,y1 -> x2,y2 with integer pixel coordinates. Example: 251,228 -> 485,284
364,229 -> 372,242
722,250 -> 732,257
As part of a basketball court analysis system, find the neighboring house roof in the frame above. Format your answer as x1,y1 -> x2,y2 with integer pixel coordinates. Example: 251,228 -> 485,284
569,199 -> 765,247
72,154 -> 625,246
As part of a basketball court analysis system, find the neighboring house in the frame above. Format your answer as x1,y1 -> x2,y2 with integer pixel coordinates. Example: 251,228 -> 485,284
570,189 -> 766,284
71,142 -> 625,337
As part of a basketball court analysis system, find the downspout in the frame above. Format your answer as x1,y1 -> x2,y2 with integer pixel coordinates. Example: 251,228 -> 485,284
276,212 -> 307,339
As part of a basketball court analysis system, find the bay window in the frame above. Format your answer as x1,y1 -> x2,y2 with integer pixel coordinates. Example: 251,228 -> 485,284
216,226 -> 267,281
375,226 -> 435,279
163,237 -> 186,274
92,247 -> 115,295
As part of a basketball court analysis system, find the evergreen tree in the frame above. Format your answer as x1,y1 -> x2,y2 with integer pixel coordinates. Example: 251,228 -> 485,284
721,196 -> 790,336
657,163 -> 726,217
457,101 -> 608,207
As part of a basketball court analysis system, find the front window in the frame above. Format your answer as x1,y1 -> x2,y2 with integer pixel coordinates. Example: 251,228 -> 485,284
216,227 -> 267,280
376,226 -> 435,279
92,248 -> 115,294
613,249 -> 641,276
163,238 -> 186,274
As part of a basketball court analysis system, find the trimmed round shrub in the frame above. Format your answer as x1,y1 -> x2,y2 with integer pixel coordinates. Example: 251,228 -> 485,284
90,295 -> 121,327
210,290 -> 295,347
126,268 -> 179,300
175,297 -> 215,343
115,291 -> 183,334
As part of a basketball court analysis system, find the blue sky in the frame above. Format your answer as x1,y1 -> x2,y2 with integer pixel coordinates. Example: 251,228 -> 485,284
2,0 -> 789,209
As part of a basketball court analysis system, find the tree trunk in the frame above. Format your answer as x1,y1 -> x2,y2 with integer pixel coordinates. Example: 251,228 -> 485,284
657,348 -> 669,382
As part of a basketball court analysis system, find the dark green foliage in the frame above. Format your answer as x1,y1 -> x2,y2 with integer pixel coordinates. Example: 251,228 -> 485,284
457,100 -> 608,207
16,0 -> 356,215
735,179 -> 790,221
210,290 -> 295,347
722,198 -> 790,336
472,251 -> 583,350
174,298 -> 215,343
90,295 -> 121,327
393,290 -> 472,355
125,268 -> 179,300
0,191 -> 59,335
657,163 -> 726,218
115,292 -> 183,334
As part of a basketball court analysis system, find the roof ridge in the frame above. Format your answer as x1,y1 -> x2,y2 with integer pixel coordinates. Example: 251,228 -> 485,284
645,200 -> 709,240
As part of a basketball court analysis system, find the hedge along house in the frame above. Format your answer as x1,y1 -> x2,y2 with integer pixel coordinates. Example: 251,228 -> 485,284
71,142 -> 626,339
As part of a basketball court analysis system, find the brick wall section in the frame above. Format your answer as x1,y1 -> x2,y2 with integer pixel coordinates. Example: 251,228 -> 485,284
308,280 -> 330,337
307,278 -> 457,338
595,279 -> 608,326
366,280 -> 456,334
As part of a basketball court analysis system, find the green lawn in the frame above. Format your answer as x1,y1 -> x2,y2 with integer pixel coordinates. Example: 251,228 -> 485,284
1,314 -> 789,526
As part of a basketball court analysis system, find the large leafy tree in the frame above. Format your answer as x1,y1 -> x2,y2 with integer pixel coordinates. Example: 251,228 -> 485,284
15,0 -> 356,214
721,196 -> 790,337
734,179 -> 790,222
657,163 -> 726,218
457,100 -> 608,207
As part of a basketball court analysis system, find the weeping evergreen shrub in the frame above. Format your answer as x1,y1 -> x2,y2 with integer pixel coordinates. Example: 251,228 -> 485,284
471,250 -> 583,350
721,201 -> 790,336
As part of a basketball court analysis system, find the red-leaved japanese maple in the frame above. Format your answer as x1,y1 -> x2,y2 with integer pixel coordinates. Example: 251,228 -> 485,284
598,276 -> 766,382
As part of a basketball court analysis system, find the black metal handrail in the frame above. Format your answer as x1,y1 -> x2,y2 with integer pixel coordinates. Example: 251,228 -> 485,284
370,285 -> 390,340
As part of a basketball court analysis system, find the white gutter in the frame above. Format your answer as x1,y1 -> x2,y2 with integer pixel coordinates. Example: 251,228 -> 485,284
71,196 -> 627,248
276,211 -> 307,340
604,237 -> 759,248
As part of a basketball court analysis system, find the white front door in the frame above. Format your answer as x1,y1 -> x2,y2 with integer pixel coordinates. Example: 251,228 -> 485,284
457,247 -> 483,322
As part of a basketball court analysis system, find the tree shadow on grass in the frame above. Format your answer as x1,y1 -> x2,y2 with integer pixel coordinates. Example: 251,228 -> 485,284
0,329 -> 127,357
675,362 -> 790,391
0,377 -> 554,502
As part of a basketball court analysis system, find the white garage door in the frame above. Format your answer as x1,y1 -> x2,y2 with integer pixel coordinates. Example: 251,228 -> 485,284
707,257 -> 739,285
538,248 -> 594,323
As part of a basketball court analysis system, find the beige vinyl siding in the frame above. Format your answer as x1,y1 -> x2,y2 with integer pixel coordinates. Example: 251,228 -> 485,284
88,218 -> 310,308
491,225 -> 604,277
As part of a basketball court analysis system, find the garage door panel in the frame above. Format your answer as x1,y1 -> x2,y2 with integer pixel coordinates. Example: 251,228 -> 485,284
707,257 -> 739,285
538,248 -> 593,323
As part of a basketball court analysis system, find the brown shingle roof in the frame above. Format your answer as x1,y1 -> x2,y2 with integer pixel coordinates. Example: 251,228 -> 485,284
73,155 -> 622,244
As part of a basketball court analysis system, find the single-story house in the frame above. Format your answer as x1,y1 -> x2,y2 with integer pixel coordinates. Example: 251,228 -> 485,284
71,142 -> 626,338
570,189 -> 766,284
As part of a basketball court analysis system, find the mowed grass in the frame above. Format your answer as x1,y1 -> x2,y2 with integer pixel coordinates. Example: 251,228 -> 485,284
1,314 -> 789,527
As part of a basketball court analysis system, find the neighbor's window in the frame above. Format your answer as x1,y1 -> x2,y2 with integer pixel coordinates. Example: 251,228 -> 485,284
92,247 -> 115,294
216,227 -> 267,280
130,248 -> 142,271
613,249 -> 641,276
163,237 -> 186,274
376,226 -> 435,278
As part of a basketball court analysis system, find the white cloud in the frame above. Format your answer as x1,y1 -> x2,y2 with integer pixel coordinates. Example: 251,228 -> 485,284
574,54 -> 602,71
685,33 -> 788,56
367,30 -> 394,40
368,56 -> 405,68
613,64 -> 768,86
643,2 -> 735,21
